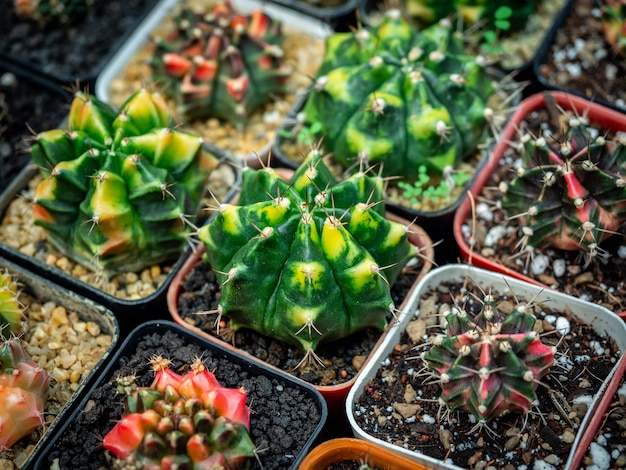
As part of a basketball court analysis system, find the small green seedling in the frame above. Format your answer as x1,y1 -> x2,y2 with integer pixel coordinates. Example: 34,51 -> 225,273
398,165 -> 470,205
480,6 -> 513,56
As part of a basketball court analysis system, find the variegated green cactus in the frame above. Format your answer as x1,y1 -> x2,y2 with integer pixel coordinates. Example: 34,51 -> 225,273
0,271 -> 22,337
30,89 -> 219,274
302,9 -> 495,183
198,151 -> 415,357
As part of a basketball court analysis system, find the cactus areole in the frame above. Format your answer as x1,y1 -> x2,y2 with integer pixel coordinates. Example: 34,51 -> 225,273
500,115 -> 626,265
198,151 -> 415,355
30,89 -> 219,275
150,0 -> 290,127
103,356 -> 255,469
302,10 -> 495,183
423,293 -> 554,423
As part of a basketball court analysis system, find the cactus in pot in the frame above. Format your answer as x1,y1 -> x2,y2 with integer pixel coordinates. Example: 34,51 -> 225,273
103,355 -> 255,469
601,0 -> 626,57
301,9 -> 496,185
197,151 -> 415,361
29,88 -> 219,275
13,0 -> 94,26
149,0 -> 291,128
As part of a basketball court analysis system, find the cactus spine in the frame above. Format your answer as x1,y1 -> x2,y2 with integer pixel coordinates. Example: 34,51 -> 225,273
150,0 -> 291,127
14,0 -> 94,26
422,291 -> 554,423
103,356 -> 255,469
30,88 -> 219,274
302,10 -> 495,184
0,339 -> 50,448
198,151 -> 414,357
499,113 -> 626,266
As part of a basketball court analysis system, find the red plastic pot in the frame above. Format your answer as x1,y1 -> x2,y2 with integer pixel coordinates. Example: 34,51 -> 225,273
167,212 -> 434,427
453,90 -> 626,321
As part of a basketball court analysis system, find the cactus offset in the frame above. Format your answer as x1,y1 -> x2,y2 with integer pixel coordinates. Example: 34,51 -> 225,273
30,88 -> 219,274
302,10 -> 495,183
499,113 -> 626,266
422,291 -> 554,424
601,0 -> 626,57
0,271 -> 22,337
150,0 -> 290,127
198,151 -> 414,357
13,0 -> 94,26
103,356 -> 255,469
0,339 -> 50,448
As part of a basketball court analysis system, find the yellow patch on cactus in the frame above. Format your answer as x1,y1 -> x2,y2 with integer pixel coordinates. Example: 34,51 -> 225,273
291,307 -> 322,332
291,262 -> 325,290
345,258 -> 378,290
345,126 -> 393,159
216,205 -> 242,236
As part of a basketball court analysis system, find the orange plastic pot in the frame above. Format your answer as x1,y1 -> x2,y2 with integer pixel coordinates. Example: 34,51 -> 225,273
453,90 -> 626,321
167,212 -> 434,426
298,438 -> 428,470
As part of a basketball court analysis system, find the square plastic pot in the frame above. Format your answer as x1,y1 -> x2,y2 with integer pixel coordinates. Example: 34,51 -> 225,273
346,264 -> 626,469
32,320 -> 328,470
453,90 -> 626,321
0,256 -> 119,470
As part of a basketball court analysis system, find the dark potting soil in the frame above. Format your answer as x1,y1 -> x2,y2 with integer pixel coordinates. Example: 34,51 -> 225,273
537,0 -> 626,112
177,260 -> 421,387
0,70 -> 71,187
0,0 -> 159,85
40,329 -> 322,470
352,280 -> 622,469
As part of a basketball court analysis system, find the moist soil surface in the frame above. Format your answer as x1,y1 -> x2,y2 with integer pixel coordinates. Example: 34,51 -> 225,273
39,327 -> 323,470
457,94 -> 626,314
0,0 -> 159,85
536,0 -> 626,112
352,279 -> 623,469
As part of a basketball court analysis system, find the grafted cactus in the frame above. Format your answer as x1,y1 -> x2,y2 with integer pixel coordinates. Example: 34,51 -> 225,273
602,0 -> 626,57
422,291 -> 554,423
103,356 -> 255,469
0,271 -> 22,337
198,151 -> 414,356
30,88 -> 219,274
302,10 -> 495,183
0,339 -> 50,448
150,0 -> 291,127
499,114 -> 626,266
13,0 -> 94,26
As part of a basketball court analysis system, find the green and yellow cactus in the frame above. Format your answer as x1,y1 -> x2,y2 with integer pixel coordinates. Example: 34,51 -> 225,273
13,0 -> 94,26
198,151 -> 415,358
30,88 -> 219,275
302,9 -> 495,184
103,356 -> 255,469
601,0 -> 626,57
0,271 -> 22,337
150,0 -> 291,127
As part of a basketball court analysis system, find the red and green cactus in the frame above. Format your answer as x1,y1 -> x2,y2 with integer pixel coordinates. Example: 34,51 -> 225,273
150,0 -> 291,128
499,114 -> 626,266
30,88 -> 219,275
302,9 -> 495,184
601,0 -> 626,57
0,339 -> 50,448
103,356 -> 255,469
422,291 -> 554,423
0,271 -> 22,337
13,0 -> 94,26
198,151 -> 415,358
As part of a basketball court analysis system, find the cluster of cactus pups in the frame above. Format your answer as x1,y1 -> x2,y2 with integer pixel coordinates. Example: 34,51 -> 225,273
13,0 -> 94,26
498,108 -> 626,267
301,8 -> 498,185
150,0 -> 291,128
601,0 -> 626,57
0,271 -> 50,449
198,151 -> 415,363
30,88 -> 219,275
422,285 -> 554,425
103,356 -> 255,469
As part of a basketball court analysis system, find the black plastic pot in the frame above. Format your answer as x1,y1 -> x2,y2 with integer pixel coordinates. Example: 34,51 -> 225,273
33,320 -> 328,470
0,256 -> 119,470
266,0 -> 364,30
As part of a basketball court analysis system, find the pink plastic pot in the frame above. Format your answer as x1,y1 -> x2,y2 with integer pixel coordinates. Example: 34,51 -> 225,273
453,90 -> 626,321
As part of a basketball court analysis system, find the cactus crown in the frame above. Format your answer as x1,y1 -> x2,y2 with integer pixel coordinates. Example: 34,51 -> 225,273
0,271 -> 22,337
0,338 -> 50,448
30,88 -> 219,275
150,0 -> 291,127
198,151 -> 415,359
13,0 -> 94,26
103,356 -> 255,469
601,0 -> 626,57
301,9 -> 496,184
499,111 -> 626,267
422,287 -> 554,424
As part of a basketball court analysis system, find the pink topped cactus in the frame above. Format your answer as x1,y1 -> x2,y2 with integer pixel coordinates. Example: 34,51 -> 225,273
103,356 -> 255,469
0,339 -> 50,448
